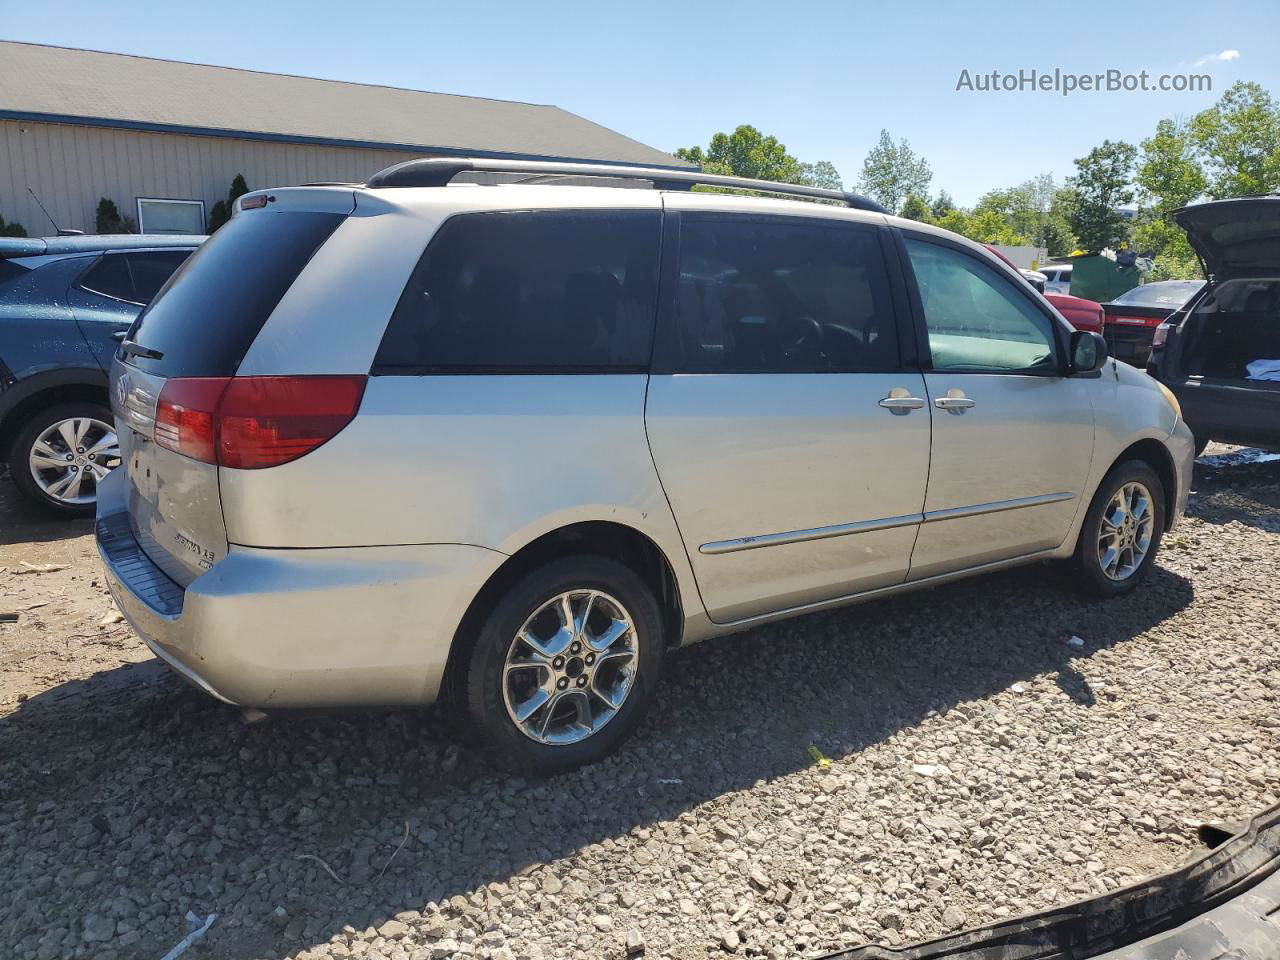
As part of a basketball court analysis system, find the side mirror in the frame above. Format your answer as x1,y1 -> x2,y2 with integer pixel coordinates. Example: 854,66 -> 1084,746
1071,330 -> 1108,374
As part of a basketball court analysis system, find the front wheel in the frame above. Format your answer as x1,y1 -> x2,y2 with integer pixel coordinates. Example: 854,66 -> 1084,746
9,402 -> 120,518
459,555 -> 665,775
1073,460 -> 1166,596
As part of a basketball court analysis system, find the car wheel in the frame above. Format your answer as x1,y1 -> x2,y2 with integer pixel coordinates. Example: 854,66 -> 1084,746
460,555 -> 665,775
9,402 -> 120,518
1073,460 -> 1166,596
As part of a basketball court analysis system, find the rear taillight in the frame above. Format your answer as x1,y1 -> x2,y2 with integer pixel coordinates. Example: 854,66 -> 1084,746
154,376 -> 365,469
1151,322 -> 1173,350
218,376 -> 366,468
154,377 -> 229,463
1108,314 -> 1162,327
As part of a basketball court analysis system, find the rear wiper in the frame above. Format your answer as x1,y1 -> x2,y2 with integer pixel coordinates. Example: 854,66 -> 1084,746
120,340 -> 164,361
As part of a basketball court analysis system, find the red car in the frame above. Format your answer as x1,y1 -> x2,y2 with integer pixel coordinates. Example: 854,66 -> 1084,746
982,245 -> 1103,334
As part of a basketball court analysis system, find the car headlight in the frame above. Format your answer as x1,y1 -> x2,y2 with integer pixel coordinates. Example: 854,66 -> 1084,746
1155,380 -> 1182,421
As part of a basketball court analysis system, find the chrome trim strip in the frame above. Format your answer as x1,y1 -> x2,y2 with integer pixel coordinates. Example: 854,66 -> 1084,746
922,491 -> 1075,524
699,512 -> 924,555
699,493 -> 1074,556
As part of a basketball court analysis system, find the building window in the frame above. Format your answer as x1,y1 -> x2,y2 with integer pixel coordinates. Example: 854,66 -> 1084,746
136,198 -> 205,235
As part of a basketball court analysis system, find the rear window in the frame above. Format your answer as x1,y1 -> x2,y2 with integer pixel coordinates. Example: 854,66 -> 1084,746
79,254 -> 135,302
125,210 -> 344,377
1112,282 -> 1203,308
374,210 -> 661,373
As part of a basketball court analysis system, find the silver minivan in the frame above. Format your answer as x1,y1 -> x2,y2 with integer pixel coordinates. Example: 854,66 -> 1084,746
98,159 -> 1194,772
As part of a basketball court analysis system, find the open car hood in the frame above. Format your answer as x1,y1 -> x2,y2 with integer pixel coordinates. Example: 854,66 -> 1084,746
823,802 -> 1280,960
1175,196 -> 1280,281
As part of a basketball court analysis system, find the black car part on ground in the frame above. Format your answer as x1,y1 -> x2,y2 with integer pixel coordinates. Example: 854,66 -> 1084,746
823,802 -> 1280,960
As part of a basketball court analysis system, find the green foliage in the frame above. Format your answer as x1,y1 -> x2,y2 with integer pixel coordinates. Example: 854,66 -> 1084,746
674,126 -> 842,202
794,160 -> 843,190
856,130 -> 932,213
898,194 -> 932,222
207,200 -> 230,233
0,213 -> 28,237
1189,81 -> 1280,198
1067,140 -> 1137,253
930,190 -> 956,219
207,174 -> 251,233
95,197 -> 130,234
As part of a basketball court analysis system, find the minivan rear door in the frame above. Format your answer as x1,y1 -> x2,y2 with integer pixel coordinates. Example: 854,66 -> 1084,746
110,192 -> 351,586
645,201 -> 930,623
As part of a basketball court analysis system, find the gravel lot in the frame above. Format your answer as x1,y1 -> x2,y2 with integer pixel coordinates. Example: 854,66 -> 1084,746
2,449 -> 1278,960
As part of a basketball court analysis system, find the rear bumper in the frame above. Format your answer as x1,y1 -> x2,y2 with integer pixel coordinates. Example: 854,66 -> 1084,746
1106,324 -> 1156,366
96,469 -> 506,708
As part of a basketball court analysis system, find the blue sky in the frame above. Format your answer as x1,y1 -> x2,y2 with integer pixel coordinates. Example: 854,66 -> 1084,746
3,0 -> 1276,205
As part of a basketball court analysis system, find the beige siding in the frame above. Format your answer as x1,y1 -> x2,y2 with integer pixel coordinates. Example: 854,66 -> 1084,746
0,119 -> 423,234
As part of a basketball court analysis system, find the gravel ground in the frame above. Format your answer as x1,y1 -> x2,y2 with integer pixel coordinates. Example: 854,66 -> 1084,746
1,449 -> 1278,960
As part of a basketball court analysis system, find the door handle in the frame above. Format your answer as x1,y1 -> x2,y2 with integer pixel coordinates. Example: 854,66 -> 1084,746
879,389 -> 926,414
935,390 -> 977,414
111,330 -> 128,341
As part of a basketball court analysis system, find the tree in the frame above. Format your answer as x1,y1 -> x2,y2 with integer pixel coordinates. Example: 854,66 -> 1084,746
0,213 -> 27,237
1067,140 -> 1137,253
856,130 -> 932,213
1189,81 -> 1280,198
1133,118 -> 1207,277
95,197 -> 131,234
207,173 -> 252,233
794,160 -> 843,190
675,126 -> 842,200
898,194 -> 931,222
930,190 -> 956,219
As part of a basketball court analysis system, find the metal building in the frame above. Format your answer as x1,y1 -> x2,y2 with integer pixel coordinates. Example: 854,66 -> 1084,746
0,41 -> 689,236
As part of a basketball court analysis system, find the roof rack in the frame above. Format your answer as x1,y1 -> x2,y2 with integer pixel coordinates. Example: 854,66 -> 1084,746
364,157 -> 888,213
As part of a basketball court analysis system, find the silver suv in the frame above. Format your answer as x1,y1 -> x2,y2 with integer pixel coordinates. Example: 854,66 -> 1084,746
98,158 -> 1194,773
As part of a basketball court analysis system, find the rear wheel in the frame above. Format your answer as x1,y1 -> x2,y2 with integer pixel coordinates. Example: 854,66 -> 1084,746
9,402 -> 120,518
459,555 -> 665,774
1073,460 -> 1165,596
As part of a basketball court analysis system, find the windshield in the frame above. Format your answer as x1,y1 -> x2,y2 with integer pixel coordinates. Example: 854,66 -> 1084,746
1113,281 -> 1204,307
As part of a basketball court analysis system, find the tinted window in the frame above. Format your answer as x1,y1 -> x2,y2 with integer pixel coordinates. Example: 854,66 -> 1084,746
665,216 -> 899,373
127,251 -> 192,302
375,210 -> 660,372
79,254 -> 136,302
127,210 -> 344,377
905,238 -> 1058,373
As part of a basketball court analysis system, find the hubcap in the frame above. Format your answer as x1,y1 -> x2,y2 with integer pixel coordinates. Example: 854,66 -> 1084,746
1097,481 -> 1155,581
28,417 -> 120,505
502,589 -> 639,745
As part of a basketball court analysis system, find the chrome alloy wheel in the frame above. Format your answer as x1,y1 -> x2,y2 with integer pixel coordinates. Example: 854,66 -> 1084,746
1097,481 -> 1155,581
28,417 -> 120,505
502,589 -> 640,745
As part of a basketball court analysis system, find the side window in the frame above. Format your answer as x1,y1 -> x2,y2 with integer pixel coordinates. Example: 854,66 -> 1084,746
374,210 -> 661,372
904,238 -> 1059,373
78,254 -> 136,303
667,216 -> 899,373
126,251 -> 192,303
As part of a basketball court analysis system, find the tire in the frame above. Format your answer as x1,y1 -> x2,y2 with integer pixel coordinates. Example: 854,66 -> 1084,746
8,401 -> 119,518
1073,459 -> 1166,596
458,555 -> 665,775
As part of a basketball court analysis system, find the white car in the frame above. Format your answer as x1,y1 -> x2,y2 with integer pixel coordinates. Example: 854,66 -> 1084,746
97,158 -> 1195,772
1041,263 -> 1073,295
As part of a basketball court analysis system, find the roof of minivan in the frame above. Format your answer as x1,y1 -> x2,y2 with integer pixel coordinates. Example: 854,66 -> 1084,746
0,41 -> 692,170
0,234 -> 205,259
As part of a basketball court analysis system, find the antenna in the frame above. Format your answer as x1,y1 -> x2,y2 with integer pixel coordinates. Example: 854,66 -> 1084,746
26,187 -> 61,235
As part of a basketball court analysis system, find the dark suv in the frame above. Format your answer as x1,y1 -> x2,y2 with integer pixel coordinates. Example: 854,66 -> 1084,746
0,234 -> 202,515
1148,197 -> 1280,455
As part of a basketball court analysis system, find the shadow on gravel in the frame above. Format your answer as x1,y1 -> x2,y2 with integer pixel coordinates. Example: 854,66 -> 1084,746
1189,451 -> 1280,533
1,556 -> 1194,959
0,476 -> 93,547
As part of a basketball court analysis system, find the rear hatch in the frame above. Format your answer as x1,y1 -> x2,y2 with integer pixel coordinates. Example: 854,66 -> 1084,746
1174,196 -> 1280,281
111,191 -> 351,586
